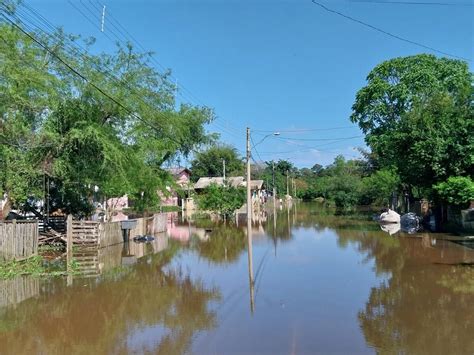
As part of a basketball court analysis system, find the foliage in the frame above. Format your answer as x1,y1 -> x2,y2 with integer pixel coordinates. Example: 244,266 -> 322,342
434,176 -> 474,206
350,54 -> 473,194
190,144 -> 244,182
0,16 -> 214,216
360,169 -> 400,206
0,255 -> 80,279
258,159 -> 297,197
197,183 -> 245,217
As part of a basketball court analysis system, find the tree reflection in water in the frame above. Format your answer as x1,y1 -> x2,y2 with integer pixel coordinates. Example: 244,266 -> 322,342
193,225 -> 247,264
278,202 -> 474,353
334,226 -> 474,354
0,245 -> 221,354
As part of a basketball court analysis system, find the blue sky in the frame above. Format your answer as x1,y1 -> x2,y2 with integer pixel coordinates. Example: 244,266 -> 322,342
27,0 -> 474,167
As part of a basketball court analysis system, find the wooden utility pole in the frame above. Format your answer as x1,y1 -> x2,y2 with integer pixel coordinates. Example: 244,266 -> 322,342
286,170 -> 289,197
246,128 -> 252,224
272,161 -> 276,202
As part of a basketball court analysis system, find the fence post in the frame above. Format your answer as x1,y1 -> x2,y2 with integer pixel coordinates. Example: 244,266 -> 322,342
12,219 -> 17,260
66,215 -> 73,286
66,215 -> 73,255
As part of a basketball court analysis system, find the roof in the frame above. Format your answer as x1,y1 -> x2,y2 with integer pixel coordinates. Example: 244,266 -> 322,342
194,177 -> 264,190
194,176 -> 245,190
241,180 -> 264,190
165,168 -> 191,177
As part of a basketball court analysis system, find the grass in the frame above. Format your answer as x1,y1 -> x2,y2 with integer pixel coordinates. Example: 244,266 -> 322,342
0,255 -> 81,279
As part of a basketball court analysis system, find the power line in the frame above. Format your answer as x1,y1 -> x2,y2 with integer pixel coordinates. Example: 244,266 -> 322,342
86,0 -> 244,138
0,11 -> 201,157
311,0 -> 471,62
253,126 -> 356,134
276,134 -> 364,141
6,5 -> 179,123
349,0 -> 473,6
250,134 -> 265,163
4,2 -> 239,160
266,135 -> 365,151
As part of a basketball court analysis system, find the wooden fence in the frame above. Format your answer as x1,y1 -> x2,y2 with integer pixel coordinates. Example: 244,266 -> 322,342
0,220 -> 38,262
0,276 -> 39,310
65,213 -> 168,248
68,220 -> 100,245
98,221 -> 122,248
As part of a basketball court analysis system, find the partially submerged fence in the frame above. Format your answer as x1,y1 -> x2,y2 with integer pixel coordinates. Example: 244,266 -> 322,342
66,213 -> 168,248
69,220 -> 100,245
0,276 -> 39,309
0,220 -> 38,262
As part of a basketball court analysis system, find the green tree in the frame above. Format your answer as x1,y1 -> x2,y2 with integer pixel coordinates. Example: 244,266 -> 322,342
360,169 -> 400,207
190,144 -> 244,182
196,183 -> 245,218
350,54 -> 473,196
0,14 -> 215,216
255,160 -> 296,197
434,176 -> 474,207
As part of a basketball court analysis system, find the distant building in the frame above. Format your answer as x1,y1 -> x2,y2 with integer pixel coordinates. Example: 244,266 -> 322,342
166,168 -> 191,187
194,177 -> 265,196
160,168 -> 193,206
194,176 -> 244,191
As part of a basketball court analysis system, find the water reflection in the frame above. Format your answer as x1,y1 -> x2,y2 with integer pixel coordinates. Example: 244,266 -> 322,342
1,203 -> 473,353
193,225 -> 247,264
0,247 -> 220,354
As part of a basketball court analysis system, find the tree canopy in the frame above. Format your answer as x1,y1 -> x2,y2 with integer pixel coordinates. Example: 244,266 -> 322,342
189,144 -> 244,182
0,14 -> 215,215
350,54 -> 473,195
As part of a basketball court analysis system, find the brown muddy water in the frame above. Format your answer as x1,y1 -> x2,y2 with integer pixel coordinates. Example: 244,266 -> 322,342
0,203 -> 473,354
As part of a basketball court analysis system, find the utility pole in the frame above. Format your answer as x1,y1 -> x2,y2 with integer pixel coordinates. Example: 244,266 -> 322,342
286,170 -> 289,197
272,161 -> 276,202
246,128 -> 252,224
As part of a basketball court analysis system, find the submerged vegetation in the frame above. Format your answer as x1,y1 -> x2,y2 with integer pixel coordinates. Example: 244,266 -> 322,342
0,255 -> 79,279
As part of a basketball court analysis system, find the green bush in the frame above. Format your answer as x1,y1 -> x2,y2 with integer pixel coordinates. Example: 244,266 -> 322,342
434,176 -> 474,206
197,183 -> 245,217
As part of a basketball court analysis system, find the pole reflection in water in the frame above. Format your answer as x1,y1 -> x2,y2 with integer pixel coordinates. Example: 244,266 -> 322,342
273,199 -> 277,257
247,219 -> 255,314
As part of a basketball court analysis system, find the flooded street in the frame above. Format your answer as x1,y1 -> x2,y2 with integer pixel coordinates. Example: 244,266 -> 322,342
1,203 -> 473,354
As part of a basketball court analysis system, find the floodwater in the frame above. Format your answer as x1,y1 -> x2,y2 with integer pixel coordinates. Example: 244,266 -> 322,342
1,203 -> 473,354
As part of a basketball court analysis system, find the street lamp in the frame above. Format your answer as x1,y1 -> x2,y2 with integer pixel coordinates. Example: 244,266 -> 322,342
250,131 -> 280,201
246,129 -> 280,222
252,132 -> 280,149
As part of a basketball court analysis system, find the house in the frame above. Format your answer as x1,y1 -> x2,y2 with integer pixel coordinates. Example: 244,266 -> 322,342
160,168 -> 193,206
194,177 -> 265,198
166,168 -> 191,187
193,176 -> 245,191
106,168 -> 192,211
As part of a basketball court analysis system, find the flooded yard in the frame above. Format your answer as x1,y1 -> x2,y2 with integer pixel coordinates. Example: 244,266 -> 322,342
0,203 -> 473,354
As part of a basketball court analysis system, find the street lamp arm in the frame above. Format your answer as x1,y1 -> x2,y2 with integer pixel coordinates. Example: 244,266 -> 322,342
252,132 -> 280,149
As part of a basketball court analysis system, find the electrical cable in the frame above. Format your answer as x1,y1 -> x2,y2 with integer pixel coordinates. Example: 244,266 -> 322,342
0,11 -> 202,157
311,0 -> 471,61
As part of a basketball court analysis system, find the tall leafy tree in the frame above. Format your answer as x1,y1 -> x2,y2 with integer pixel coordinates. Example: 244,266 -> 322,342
0,11 -> 215,216
350,54 -> 473,195
190,144 -> 244,182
